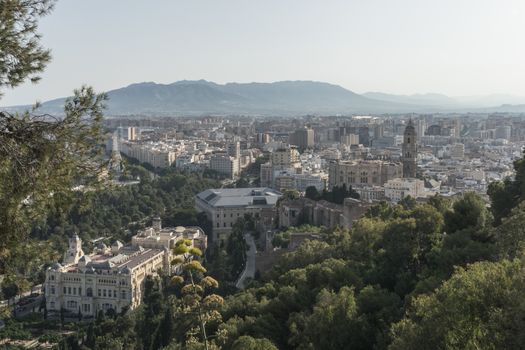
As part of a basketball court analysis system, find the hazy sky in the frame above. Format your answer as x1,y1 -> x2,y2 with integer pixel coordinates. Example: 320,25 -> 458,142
2,0 -> 525,106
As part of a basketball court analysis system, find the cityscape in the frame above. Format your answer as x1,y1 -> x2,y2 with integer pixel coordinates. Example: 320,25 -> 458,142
1,1 -> 525,349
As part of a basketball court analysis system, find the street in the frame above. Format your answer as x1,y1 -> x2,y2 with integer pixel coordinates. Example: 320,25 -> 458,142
235,234 -> 256,289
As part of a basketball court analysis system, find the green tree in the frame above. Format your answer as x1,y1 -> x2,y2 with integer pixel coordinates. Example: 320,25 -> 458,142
390,259 -> 525,350
0,0 -> 106,275
0,0 -> 54,93
488,150 -> 525,224
231,335 -> 278,350
299,287 -> 358,349
444,192 -> 491,234
304,186 -> 320,200
494,202 -> 525,259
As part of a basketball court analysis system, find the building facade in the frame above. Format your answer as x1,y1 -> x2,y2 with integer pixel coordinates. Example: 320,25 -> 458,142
209,153 -> 239,179
44,221 -> 206,318
290,127 -> 314,150
384,178 -> 425,202
195,188 -> 282,241
328,160 -> 403,188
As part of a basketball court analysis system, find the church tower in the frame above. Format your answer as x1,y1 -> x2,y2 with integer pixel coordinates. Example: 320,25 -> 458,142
402,119 -> 417,178
63,234 -> 85,265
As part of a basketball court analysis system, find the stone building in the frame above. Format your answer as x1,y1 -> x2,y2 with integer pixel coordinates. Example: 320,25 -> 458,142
195,187 -> 282,241
328,160 -> 403,188
44,220 -> 206,318
278,197 -> 371,230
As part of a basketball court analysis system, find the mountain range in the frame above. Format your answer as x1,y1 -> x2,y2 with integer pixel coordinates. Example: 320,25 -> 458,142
4,80 -> 525,116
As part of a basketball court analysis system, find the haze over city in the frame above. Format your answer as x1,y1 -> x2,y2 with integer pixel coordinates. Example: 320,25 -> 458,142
2,0 -> 525,106
4,1 -> 525,349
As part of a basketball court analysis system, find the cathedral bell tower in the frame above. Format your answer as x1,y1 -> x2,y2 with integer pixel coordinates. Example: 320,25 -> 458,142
402,119 -> 417,178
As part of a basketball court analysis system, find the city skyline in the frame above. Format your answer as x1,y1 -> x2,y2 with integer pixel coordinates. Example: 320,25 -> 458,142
2,0 -> 525,106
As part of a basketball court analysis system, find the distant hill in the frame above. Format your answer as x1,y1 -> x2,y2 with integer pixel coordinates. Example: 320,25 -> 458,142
1,80 -> 416,116
363,92 -> 459,107
4,80 -> 525,116
363,91 -> 525,112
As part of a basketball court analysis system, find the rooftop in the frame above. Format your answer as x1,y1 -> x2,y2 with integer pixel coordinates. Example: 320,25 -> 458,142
196,187 -> 282,208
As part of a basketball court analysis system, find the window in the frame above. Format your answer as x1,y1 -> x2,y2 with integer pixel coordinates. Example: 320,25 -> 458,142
103,289 -> 106,297
73,287 -> 76,295
63,287 -> 66,294
68,287 -> 71,295
121,290 -> 126,299
50,302 -> 55,310
223,223 -> 226,227
216,214 -> 219,218
51,286 -> 55,295
67,300 -> 77,309
83,304 -> 90,312
98,289 -> 101,297
113,290 -> 117,298
87,288 -> 93,297
50,275 -> 55,281
79,287 -> 82,295
216,223 -> 219,228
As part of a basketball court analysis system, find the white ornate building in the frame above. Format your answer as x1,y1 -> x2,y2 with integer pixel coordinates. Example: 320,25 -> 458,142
44,219 -> 207,317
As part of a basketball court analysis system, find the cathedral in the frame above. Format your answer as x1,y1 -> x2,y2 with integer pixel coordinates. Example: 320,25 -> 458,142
402,119 -> 417,178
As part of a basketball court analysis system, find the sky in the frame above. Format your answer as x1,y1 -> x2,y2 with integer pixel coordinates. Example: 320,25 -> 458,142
2,0 -> 525,106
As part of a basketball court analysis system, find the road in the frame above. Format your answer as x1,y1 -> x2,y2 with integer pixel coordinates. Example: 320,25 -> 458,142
235,234 -> 256,289
13,295 -> 43,318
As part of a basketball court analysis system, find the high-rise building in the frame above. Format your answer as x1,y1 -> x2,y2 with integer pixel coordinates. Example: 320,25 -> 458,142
495,125 -> 511,140
127,127 -> 138,141
270,146 -> 300,168
209,153 -> 239,179
290,127 -> 314,150
402,120 -> 417,178
227,141 -> 240,159
341,134 -> 359,146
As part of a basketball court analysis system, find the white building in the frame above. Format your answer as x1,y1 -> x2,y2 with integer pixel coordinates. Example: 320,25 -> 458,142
384,178 -> 426,202
355,186 -> 386,202
209,153 -> 239,179
120,141 -> 176,168
44,220 -> 206,318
